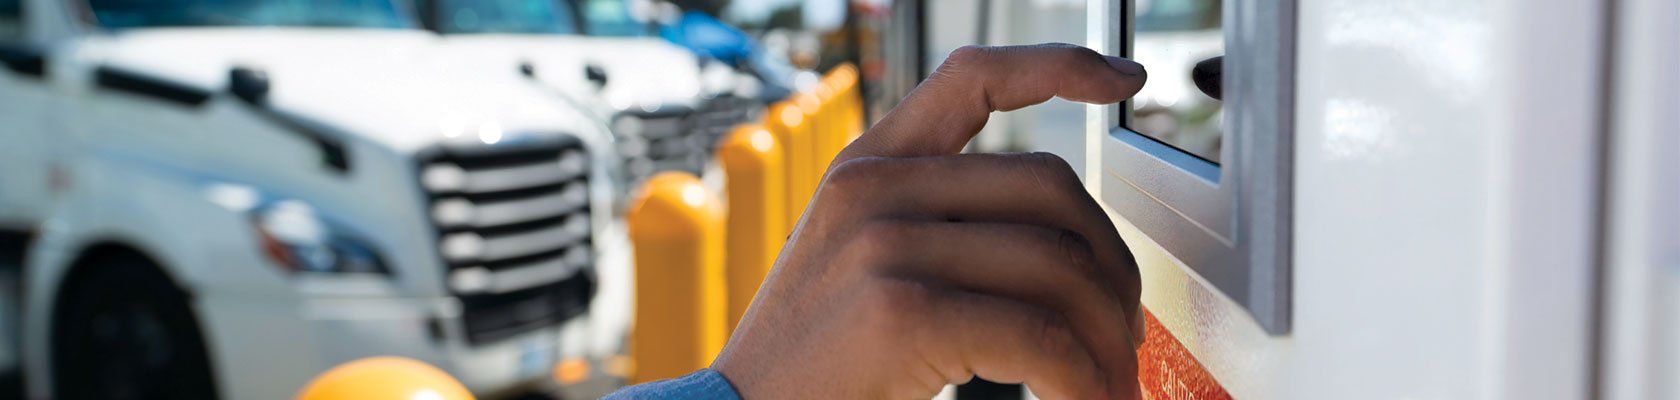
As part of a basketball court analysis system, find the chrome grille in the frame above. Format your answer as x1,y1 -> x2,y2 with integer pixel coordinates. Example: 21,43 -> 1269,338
685,95 -> 760,154
419,138 -> 596,345
616,95 -> 761,182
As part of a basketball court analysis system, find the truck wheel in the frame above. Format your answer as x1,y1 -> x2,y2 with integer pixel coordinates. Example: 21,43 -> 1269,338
53,258 -> 217,400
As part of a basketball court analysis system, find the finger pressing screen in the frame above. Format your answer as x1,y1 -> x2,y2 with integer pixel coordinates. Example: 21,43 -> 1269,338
842,43 -> 1147,161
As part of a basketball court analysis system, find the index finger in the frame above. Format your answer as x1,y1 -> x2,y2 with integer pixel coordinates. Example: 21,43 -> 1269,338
841,43 -> 1146,160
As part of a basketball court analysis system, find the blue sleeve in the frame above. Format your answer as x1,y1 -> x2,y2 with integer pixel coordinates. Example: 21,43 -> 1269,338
604,369 -> 742,400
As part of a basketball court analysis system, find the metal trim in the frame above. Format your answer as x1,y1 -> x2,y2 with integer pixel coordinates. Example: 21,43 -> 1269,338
1096,0 -> 1294,333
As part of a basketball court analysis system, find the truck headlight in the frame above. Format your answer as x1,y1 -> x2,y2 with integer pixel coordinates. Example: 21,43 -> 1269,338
252,200 -> 389,275
205,183 -> 391,275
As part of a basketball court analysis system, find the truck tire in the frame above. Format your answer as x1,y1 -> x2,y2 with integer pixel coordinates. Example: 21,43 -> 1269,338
52,258 -> 217,400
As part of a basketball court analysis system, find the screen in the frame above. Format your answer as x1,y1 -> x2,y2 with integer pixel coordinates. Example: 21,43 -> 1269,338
1126,0 -> 1224,164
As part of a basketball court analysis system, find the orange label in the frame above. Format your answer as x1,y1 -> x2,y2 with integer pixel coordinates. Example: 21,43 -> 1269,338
1138,310 -> 1233,400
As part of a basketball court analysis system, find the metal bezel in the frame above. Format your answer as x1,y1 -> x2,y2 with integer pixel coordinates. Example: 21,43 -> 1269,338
1095,0 -> 1295,333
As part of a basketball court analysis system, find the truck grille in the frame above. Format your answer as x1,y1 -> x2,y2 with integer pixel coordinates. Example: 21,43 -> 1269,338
616,95 -> 760,182
418,137 -> 596,345
686,95 -> 759,157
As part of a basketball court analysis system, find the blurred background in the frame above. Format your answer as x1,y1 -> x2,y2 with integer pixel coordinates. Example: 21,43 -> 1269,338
0,0 -> 1230,397
1,0 -> 1203,397
1,0 -> 1673,399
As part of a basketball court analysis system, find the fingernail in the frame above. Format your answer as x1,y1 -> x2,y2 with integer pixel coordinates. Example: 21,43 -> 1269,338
1105,56 -> 1146,76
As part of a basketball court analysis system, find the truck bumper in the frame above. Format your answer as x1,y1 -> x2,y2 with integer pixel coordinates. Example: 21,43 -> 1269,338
196,290 -> 593,398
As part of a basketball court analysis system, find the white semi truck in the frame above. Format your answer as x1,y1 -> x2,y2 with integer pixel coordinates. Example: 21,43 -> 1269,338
0,0 -> 629,397
422,0 -> 759,186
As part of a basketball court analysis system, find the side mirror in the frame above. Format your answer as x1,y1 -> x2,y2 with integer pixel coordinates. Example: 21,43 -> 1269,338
229,67 -> 270,105
1191,56 -> 1222,101
585,64 -> 609,89
519,60 -> 538,78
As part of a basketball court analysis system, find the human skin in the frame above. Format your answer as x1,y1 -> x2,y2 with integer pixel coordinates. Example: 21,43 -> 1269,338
711,43 -> 1149,399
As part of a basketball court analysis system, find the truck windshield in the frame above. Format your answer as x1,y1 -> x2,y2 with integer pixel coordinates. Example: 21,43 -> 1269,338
85,0 -> 412,29
573,0 -> 651,37
1136,0 -> 1219,32
430,0 -> 578,34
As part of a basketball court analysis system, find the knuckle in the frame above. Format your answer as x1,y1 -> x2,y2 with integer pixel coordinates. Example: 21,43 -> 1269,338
1036,313 -> 1079,357
1057,232 -> 1110,296
944,45 -> 988,67
1054,230 -> 1098,274
929,46 -> 989,101
884,281 -> 934,315
821,157 -> 889,201
1014,152 -> 1080,192
860,280 -> 931,332
848,221 -> 911,262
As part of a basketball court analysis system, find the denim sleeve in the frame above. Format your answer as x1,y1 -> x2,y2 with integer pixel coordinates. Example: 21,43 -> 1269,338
603,369 -> 742,400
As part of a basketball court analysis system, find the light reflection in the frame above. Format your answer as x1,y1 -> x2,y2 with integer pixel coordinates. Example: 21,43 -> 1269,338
1322,0 -> 1490,96
438,114 -> 469,138
778,105 -> 804,127
749,130 -> 775,153
411,388 -> 447,400
796,93 -> 821,115
204,183 -> 260,212
680,183 -> 706,207
1322,99 -> 1397,160
608,91 -> 634,110
477,121 -> 504,144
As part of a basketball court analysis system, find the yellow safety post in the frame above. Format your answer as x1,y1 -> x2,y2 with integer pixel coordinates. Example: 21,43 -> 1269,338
809,81 -> 836,163
626,172 -> 727,383
830,64 -> 866,142
813,81 -> 845,166
764,101 -> 813,226
794,92 -> 829,192
715,124 -> 788,329
297,357 -> 474,400
818,70 -> 845,161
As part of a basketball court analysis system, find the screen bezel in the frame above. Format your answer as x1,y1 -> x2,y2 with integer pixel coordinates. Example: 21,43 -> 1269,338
1095,0 -> 1295,334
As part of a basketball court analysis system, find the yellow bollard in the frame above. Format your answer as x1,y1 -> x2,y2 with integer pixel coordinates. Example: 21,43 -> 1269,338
715,124 -> 788,329
764,101 -> 814,227
811,82 -> 837,165
794,92 -> 828,193
626,172 -> 728,383
296,357 -> 474,400
830,64 -> 866,142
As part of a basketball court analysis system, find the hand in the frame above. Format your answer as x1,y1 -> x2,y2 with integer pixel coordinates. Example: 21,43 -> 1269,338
711,44 -> 1148,399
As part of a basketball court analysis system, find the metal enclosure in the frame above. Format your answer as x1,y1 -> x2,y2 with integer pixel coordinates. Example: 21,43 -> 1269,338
1094,0 -> 1294,333
1086,0 -> 1642,397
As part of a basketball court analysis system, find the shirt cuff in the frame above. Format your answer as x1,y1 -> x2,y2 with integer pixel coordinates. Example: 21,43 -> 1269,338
603,368 -> 742,400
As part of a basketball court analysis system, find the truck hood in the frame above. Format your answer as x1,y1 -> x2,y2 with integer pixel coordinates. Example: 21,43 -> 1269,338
82,28 -> 601,153
432,34 -> 705,114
